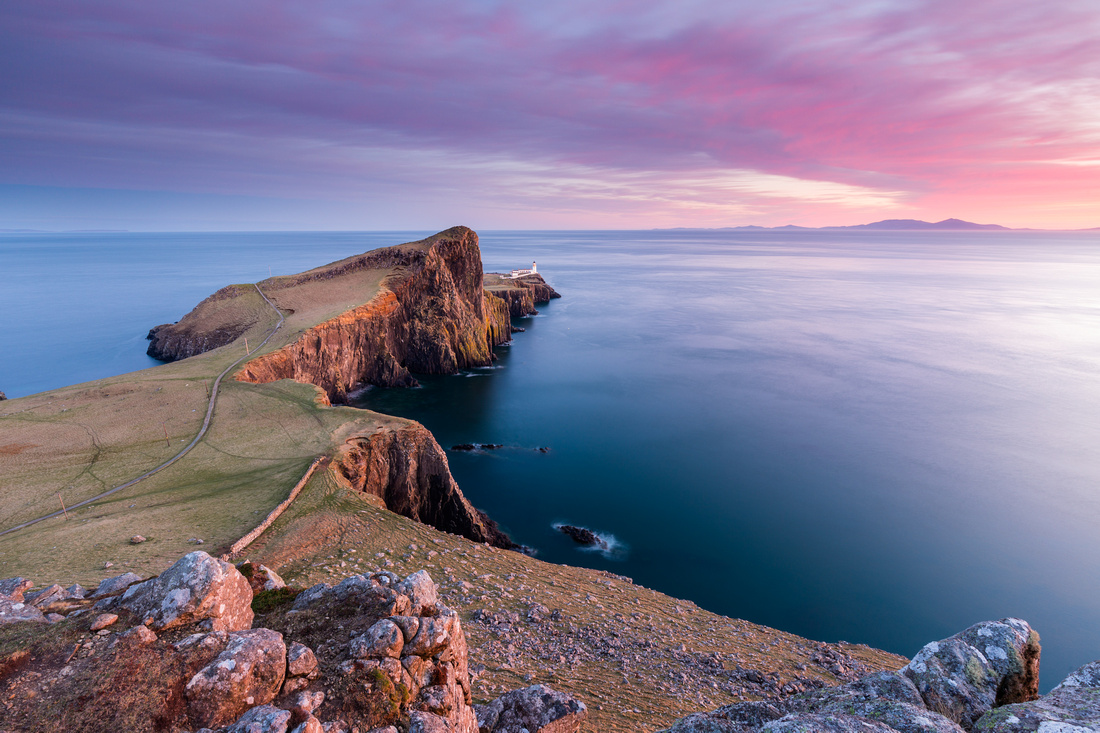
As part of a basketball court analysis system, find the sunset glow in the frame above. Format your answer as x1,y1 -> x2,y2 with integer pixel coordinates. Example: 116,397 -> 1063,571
2,0 -> 1098,229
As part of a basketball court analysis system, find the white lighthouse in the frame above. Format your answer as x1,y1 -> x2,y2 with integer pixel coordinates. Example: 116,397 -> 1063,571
507,261 -> 538,279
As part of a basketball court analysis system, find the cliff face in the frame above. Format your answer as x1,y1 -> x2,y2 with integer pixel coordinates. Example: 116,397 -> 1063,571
236,227 -> 513,403
486,273 -> 562,317
331,424 -> 518,550
147,285 -> 258,362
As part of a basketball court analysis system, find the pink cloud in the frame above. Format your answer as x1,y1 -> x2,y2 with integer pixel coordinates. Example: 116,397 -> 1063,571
0,0 -> 1097,228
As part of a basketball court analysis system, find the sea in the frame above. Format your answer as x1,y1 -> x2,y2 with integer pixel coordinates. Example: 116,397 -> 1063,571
3,229 -> 1099,690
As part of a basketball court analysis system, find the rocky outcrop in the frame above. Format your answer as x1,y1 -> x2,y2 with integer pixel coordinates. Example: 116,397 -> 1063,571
973,661 -> 1100,732
0,390 -> 6,400
235,227 -> 514,404
485,273 -> 561,318
186,628 -> 288,727
96,551 -> 254,632
663,619 -> 1042,733
147,284 -> 258,361
474,684 -> 589,733
0,552 -> 585,733
332,424 -> 519,550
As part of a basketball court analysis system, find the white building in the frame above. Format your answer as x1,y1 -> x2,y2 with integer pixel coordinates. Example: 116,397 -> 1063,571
507,261 -> 538,279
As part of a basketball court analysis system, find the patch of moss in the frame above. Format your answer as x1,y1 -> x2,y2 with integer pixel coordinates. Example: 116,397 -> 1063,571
238,562 -> 255,579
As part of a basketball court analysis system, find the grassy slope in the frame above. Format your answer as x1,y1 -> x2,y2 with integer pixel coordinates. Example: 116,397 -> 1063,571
0,261 -> 397,585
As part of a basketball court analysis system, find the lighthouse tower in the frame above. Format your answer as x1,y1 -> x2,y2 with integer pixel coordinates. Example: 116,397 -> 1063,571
531,261 -> 537,273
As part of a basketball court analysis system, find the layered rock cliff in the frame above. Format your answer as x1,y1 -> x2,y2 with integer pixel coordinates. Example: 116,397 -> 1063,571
331,424 -> 518,550
484,273 -> 562,317
236,227 -> 513,403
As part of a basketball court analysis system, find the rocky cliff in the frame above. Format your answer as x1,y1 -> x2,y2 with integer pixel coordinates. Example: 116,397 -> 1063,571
332,424 -> 519,550
484,274 -> 561,318
236,227 -> 513,404
147,284 -> 260,362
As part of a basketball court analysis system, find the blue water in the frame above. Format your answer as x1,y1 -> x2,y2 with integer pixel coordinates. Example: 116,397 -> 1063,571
4,230 -> 1100,690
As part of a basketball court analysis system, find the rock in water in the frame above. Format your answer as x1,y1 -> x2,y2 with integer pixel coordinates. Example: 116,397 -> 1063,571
103,550 -> 254,631
556,525 -> 608,550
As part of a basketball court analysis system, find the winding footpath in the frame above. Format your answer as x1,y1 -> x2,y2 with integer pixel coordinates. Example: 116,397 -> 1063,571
0,284 -> 285,538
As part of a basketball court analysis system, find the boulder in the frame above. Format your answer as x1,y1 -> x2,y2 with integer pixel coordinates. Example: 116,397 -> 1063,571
91,613 -> 119,631
901,619 -> 1040,729
65,583 -> 86,599
110,551 -> 254,631
287,642 -> 320,678
0,577 -> 34,602
224,704 -> 292,733
290,717 -> 325,733
973,661 -> 1100,733
291,572 -> 409,616
90,572 -> 144,598
185,628 -> 287,728
409,711 -> 454,733
661,701 -> 787,732
24,584 -> 67,608
793,672 -> 965,733
406,609 -> 460,657
0,598 -> 46,624
762,713 -> 900,733
474,684 -> 587,733
397,570 -> 438,615
349,619 -> 404,659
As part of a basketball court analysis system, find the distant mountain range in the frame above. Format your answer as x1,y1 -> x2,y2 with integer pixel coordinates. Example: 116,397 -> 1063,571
710,218 -> 1013,231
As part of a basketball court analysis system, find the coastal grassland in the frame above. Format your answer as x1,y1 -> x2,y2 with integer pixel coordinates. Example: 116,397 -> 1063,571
245,471 -> 908,733
0,261 -> 401,585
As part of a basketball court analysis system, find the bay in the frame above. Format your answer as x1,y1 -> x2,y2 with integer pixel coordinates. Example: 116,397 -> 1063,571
3,229 -> 1100,690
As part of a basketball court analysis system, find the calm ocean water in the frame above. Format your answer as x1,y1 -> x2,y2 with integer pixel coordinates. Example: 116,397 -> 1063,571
3,229 -> 1100,689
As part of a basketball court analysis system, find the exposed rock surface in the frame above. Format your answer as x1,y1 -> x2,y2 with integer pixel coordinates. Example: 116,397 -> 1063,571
484,273 -> 562,317
239,561 -> 288,593
0,597 -> 46,624
0,390 -> 6,400
973,661 -> 1100,733
186,628 -> 288,728
90,571 -> 144,598
474,683 -> 588,733
663,620 -> 1044,733
98,551 -> 254,632
0,576 -> 34,601
223,703 -> 293,733
332,424 -> 518,550
235,227 -> 513,403
556,525 -> 607,549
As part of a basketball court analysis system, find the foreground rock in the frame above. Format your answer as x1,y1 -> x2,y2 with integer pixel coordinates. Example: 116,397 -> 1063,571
0,552 -> 585,733
97,550 -> 254,631
973,661 -> 1100,733
663,619 -> 1042,733
475,684 -> 588,733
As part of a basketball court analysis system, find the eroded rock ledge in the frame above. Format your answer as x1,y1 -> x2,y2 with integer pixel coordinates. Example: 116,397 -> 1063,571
332,424 -> 519,550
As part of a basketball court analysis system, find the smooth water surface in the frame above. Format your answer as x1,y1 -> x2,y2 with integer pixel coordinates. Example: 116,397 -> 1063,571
3,229 -> 1099,689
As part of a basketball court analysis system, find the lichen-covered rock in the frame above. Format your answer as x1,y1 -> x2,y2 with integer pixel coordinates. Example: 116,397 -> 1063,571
90,613 -> 119,631
398,570 -> 438,615
973,661 -> 1100,733
474,684 -> 587,733
109,551 -> 254,631
23,584 -> 66,608
1053,662 -> 1100,693
660,701 -> 788,732
0,598 -> 46,624
292,572 -> 408,617
224,704 -> 292,733
287,641 -> 320,678
790,672 -> 964,733
185,628 -> 287,728
0,577 -> 34,601
406,608 -> 460,657
349,619 -> 404,659
89,571 -> 144,598
762,713 -> 900,733
290,716 -> 325,733
901,619 -> 1040,729
410,711 -> 454,733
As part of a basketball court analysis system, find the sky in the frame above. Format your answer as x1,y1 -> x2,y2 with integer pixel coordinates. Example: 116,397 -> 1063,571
2,0 -> 1099,230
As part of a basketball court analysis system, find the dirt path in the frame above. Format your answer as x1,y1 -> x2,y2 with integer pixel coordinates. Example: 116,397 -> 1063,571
0,284 -> 285,538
